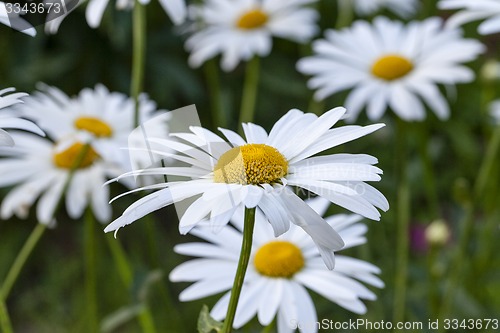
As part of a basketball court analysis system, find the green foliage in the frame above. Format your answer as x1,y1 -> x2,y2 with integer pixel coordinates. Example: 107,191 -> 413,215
197,305 -> 223,333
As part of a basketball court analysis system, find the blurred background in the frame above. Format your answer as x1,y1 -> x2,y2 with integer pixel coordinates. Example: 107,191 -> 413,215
1,0 -> 499,332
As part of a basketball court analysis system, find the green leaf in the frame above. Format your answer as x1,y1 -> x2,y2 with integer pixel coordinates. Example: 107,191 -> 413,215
197,305 -> 223,333
100,304 -> 145,333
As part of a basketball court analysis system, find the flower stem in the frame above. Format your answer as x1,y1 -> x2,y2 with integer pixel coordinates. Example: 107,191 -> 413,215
131,1 -> 147,128
392,120 -> 410,327
416,123 -> 439,218
0,223 -> 46,299
105,236 -> 158,333
0,299 -> 13,333
474,125 -> 500,200
221,207 -> 256,333
204,59 -> 227,128
84,209 -> 99,332
335,0 -> 353,29
438,203 -> 474,324
238,57 -> 260,131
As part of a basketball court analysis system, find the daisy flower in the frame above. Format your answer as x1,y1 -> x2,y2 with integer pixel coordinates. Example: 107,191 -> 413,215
105,107 -> 388,268
0,1 -> 36,36
352,0 -> 419,18
15,84 -> 166,170
0,88 -> 44,147
0,133 -> 128,224
439,0 -> 500,35
297,17 -> 485,121
186,0 -> 319,71
45,0 -> 186,34
170,197 -> 384,332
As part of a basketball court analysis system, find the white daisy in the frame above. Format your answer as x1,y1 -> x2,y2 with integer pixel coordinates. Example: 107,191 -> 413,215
439,0 -> 500,35
44,0 -> 187,33
105,107 -> 388,269
170,197 -> 384,332
0,1 -> 36,36
352,0 -> 419,18
0,88 -> 44,147
186,0 -> 319,71
0,133 -> 128,224
297,17 -> 485,121
15,84 -> 167,170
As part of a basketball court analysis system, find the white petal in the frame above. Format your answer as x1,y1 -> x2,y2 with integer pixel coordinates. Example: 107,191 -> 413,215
158,0 -> 187,25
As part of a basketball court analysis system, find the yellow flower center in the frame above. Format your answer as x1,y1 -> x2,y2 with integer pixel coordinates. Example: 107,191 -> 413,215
371,54 -> 414,81
254,241 -> 305,278
53,142 -> 99,169
213,144 -> 288,185
236,9 -> 268,30
74,116 -> 113,138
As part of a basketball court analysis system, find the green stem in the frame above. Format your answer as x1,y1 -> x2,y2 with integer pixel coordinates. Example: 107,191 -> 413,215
438,204 -> 474,325
474,125 -> 500,200
142,215 -> 184,327
84,209 -> 98,332
0,223 -> 46,299
105,236 -> 158,333
416,124 -> 440,218
427,244 -> 440,317
238,57 -> 260,132
204,59 -> 227,128
131,1 -> 147,128
335,0 -> 353,30
392,120 -> 410,327
0,291 -> 13,333
221,208 -> 256,333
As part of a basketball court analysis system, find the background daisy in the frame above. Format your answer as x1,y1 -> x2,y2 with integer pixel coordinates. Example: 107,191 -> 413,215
170,197 -> 384,332
186,0 -> 319,71
0,133 -> 126,224
0,88 -> 44,146
297,17 -> 485,121
105,107 -> 388,269
352,0 -> 419,18
45,0 -> 186,33
15,84 -> 167,170
439,0 -> 500,35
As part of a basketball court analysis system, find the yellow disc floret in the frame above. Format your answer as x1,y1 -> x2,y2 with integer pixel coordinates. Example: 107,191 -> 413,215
236,9 -> 268,30
74,116 -> 113,138
371,54 -> 414,81
254,241 -> 305,278
53,142 -> 99,169
213,144 -> 288,185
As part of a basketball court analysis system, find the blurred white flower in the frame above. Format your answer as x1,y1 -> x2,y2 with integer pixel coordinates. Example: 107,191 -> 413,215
352,0 -> 419,18
0,1 -> 36,36
15,84 -> 168,171
489,99 -> 500,124
425,219 -> 450,246
439,0 -> 500,35
104,107 -> 388,269
186,0 -> 319,71
45,0 -> 186,33
0,134 -> 127,224
297,17 -> 484,121
170,197 -> 384,332
0,88 -> 44,147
